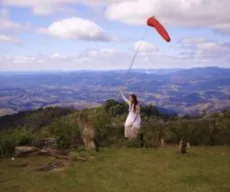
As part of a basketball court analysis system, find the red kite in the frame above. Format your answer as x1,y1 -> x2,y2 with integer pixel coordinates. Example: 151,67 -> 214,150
147,16 -> 171,42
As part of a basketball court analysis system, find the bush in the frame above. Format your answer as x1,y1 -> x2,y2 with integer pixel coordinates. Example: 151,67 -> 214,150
0,127 -> 34,156
87,108 -> 111,146
48,116 -> 81,149
0,107 -> 74,131
57,135 -> 71,149
213,119 -> 230,145
163,118 -> 230,146
98,117 -> 230,147
0,106 -> 230,156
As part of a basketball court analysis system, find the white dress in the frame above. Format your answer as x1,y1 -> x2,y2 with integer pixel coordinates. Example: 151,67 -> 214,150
125,104 -> 141,128
120,90 -> 141,139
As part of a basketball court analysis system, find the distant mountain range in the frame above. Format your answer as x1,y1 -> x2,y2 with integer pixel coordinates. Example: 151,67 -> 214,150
0,68 -> 181,75
0,67 -> 229,117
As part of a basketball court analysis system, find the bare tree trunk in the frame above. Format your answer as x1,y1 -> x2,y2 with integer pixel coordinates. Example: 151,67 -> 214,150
160,138 -> 165,146
179,139 -> 187,154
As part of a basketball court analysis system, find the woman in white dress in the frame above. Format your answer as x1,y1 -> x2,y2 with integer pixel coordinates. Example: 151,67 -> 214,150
120,87 -> 141,140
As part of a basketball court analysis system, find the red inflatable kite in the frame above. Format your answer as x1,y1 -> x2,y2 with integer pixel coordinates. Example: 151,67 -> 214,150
147,16 -> 171,42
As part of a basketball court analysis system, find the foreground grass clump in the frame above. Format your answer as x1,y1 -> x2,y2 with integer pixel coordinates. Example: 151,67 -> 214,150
1,147 -> 230,192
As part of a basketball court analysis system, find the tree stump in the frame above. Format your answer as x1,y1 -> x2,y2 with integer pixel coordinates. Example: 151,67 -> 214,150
160,138 -> 165,146
179,139 -> 187,154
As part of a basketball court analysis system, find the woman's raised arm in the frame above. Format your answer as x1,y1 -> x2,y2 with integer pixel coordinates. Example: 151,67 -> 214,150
120,87 -> 130,104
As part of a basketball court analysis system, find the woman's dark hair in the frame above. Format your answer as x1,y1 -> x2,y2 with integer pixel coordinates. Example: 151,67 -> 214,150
130,94 -> 138,112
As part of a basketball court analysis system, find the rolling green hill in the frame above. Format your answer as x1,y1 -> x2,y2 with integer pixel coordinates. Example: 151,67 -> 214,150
0,99 -> 229,156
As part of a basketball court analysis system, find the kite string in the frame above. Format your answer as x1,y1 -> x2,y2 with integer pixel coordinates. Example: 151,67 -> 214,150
122,27 -> 148,88
118,27 -> 148,101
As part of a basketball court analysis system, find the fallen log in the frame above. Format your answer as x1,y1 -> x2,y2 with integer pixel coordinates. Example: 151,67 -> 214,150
14,146 -> 88,161
39,148 -> 68,155
39,149 -> 70,160
14,146 -> 39,157
39,149 -> 87,161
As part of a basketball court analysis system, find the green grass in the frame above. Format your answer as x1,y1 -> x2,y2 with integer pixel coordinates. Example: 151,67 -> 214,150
1,146 -> 230,192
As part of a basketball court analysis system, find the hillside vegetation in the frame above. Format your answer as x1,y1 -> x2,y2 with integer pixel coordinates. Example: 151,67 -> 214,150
0,100 -> 230,192
0,99 -> 230,156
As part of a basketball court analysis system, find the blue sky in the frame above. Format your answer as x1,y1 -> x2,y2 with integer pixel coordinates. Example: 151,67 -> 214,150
0,0 -> 230,71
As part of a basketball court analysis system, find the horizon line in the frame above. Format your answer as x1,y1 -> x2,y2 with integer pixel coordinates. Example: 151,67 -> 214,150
0,66 -> 229,73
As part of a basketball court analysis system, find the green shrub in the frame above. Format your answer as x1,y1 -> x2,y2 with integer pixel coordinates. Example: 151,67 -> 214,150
57,135 -> 71,149
48,116 -> 80,149
0,127 -> 34,156
0,106 -> 230,156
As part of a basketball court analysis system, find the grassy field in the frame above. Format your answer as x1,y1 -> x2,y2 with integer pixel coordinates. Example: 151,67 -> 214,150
1,146 -> 230,192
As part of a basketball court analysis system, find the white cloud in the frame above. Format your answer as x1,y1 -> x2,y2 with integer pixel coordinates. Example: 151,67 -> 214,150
0,7 -> 31,37
12,56 -> 36,64
3,0 -> 230,35
1,41 -> 229,72
213,23 -> 230,35
181,38 -> 207,45
0,7 -> 10,18
0,49 -> 164,71
51,53 -> 69,59
134,41 -> 159,53
105,0 -> 230,35
2,0 -> 72,15
180,38 -> 230,64
0,34 -> 19,43
1,1 -> 229,71
2,0 -> 105,15
0,16 -> 28,44
38,17 -> 115,41
86,48 -> 115,57
0,19 -> 22,31
0,7 -> 23,31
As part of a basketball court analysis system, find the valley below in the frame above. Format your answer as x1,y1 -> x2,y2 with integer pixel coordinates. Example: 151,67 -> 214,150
0,67 -> 230,117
